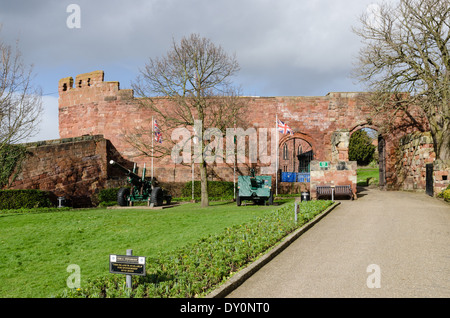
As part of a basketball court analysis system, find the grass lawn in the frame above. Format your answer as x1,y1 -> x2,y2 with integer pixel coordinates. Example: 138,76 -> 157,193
357,166 -> 379,186
0,200 -> 292,298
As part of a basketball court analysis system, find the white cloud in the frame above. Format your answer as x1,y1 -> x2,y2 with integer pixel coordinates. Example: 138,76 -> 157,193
23,95 -> 60,143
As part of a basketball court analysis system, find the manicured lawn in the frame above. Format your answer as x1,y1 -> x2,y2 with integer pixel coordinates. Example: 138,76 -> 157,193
0,200 -> 291,298
357,167 -> 379,186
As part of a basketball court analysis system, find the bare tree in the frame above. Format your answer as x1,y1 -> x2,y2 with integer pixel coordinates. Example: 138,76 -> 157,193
0,34 -> 42,150
353,0 -> 450,163
128,34 -> 246,207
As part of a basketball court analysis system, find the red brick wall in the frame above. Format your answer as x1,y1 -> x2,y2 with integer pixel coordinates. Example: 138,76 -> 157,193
58,71 -> 434,192
7,135 -> 126,207
394,132 -> 435,190
310,161 -> 357,199
393,132 -> 449,194
5,70 -> 442,207
434,161 -> 450,194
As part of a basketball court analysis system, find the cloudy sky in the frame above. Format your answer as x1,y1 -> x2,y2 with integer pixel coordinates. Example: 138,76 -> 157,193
0,0 -> 379,142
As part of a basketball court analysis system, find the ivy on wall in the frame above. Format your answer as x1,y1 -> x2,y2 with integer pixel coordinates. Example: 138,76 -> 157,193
0,144 -> 28,188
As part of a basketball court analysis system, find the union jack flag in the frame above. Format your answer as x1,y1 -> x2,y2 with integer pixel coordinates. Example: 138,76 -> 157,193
154,119 -> 162,143
277,119 -> 293,135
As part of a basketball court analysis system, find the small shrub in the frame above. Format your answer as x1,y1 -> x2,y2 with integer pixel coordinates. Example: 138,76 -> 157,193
98,187 -> 121,203
98,200 -> 118,207
437,185 -> 450,199
0,189 -> 52,210
443,189 -> 450,202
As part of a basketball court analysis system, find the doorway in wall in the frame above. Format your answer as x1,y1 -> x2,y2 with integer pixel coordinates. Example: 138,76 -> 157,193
279,138 -> 313,182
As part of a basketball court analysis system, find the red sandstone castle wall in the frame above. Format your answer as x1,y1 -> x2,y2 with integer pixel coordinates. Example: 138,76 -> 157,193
2,71 -> 444,207
58,71 -> 437,194
393,132 -> 449,193
6,135 -> 136,207
310,161 -> 358,199
8,136 -> 109,206
58,72 -> 383,182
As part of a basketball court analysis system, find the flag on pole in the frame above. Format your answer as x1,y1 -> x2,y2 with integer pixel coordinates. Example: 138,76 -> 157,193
277,119 -> 293,135
154,119 -> 162,143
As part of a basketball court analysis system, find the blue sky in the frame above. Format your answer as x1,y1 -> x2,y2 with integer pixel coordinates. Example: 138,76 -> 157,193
0,0 -> 378,142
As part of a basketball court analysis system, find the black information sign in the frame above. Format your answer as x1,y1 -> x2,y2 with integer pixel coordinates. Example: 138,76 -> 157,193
109,254 -> 146,276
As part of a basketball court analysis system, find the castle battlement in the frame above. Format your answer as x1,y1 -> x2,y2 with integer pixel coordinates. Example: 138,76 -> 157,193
58,70 -> 134,107
59,70 -> 106,92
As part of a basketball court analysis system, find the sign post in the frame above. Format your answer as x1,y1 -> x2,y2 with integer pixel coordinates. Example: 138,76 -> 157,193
109,249 -> 146,289
125,249 -> 132,289
294,202 -> 298,224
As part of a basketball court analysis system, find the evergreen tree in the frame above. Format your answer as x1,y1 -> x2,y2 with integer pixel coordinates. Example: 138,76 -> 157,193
349,130 -> 376,166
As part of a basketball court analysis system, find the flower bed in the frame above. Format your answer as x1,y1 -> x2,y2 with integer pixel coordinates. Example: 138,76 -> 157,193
60,200 -> 332,298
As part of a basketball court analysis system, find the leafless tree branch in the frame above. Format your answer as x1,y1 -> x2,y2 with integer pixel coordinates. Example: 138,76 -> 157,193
0,30 -> 42,150
128,34 -> 246,207
353,0 -> 450,162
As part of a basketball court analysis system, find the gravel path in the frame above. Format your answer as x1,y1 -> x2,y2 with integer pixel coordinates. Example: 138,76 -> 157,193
227,188 -> 450,298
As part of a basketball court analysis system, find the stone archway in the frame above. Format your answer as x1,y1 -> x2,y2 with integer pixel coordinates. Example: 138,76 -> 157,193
279,133 -> 315,182
349,124 -> 385,187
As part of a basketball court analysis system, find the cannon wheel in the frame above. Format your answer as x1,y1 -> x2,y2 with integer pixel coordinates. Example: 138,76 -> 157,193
151,187 -> 164,206
117,187 -> 130,206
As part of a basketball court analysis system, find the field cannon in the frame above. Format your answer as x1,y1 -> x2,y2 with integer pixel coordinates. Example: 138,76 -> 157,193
236,168 -> 273,206
109,160 -> 172,207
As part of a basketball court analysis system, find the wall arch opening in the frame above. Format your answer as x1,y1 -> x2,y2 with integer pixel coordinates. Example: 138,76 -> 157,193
279,134 -> 314,182
349,125 -> 384,187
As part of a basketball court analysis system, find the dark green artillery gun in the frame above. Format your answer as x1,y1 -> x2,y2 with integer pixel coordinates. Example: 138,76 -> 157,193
236,168 -> 273,206
109,160 -> 172,207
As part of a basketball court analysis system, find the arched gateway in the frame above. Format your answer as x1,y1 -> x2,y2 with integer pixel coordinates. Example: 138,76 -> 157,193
279,133 -> 315,183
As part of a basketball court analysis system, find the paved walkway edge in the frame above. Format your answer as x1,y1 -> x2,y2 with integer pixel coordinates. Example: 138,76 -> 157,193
205,201 -> 341,298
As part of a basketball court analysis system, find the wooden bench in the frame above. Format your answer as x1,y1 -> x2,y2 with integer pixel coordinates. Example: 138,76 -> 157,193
316,186 -> 333,200
316,185 -> 353,200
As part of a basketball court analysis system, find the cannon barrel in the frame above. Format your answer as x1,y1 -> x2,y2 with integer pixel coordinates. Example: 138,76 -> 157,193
109,160 -> 140,180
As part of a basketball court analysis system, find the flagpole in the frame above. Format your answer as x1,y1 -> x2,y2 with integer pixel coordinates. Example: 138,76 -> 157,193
192,124 -> 196,201
276,114 -> 278,196
192,162 -> 194,201
151,116 -> 154,180
235,124 -> 237,200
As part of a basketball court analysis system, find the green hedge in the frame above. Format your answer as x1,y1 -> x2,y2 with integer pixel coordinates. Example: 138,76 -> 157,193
60,199 -> 333,298
0,207 -> 70,215
98,187 -> 121,203
98,181 -> 235,205
181,181 -> 234,199
0,190 -> 53,210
